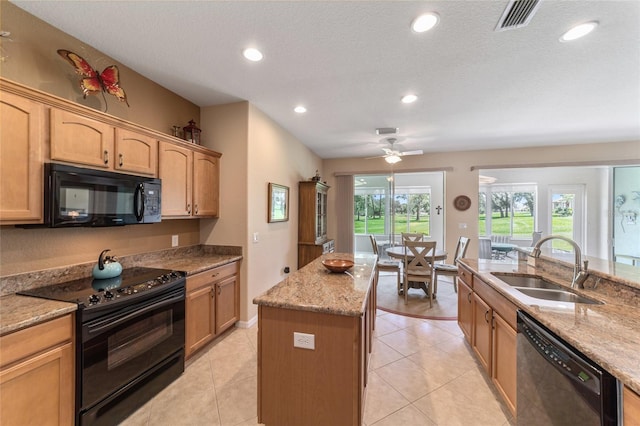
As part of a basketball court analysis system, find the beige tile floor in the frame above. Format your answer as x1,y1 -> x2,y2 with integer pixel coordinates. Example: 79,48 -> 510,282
121,275 -> 514,426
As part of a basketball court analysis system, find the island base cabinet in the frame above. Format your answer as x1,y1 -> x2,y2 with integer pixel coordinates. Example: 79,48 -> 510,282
258,305 -> 366,426
491,312 -> 517,415
624,386 -> 640,425
0,315 -> 75,426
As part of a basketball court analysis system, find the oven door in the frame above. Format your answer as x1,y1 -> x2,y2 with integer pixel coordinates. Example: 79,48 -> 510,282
80,286 -> 185,411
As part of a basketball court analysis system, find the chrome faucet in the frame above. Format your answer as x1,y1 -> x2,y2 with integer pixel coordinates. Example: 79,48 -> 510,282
530,235 -> 589,289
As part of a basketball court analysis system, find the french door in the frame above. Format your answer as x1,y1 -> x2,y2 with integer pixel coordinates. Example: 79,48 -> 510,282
548,185 -> 585,251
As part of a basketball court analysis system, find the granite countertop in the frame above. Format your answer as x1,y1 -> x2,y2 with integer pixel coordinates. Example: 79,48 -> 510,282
459,258 -> 640,395
0,245 -> 242,336
253,253 -> 376,317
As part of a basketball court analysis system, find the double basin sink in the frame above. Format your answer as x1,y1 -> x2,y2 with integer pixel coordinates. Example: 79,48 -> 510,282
491,273 -> 603,305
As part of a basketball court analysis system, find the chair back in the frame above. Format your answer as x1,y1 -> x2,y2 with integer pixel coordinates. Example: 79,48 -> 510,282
404,241 -> 437,276
401,232 -> 424,243
453,237 -> 470,262
478,238 -> 492,259
369,235 -> 379,256
490,235 -> 511,244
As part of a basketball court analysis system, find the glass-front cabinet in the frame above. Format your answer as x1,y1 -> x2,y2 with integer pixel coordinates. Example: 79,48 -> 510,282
298,181 -> 334,268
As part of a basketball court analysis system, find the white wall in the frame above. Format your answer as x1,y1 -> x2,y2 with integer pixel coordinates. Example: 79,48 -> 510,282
199,102 -> 322,323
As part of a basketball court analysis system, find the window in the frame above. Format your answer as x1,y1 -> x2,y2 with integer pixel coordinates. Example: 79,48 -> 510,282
479,184 -> 536,239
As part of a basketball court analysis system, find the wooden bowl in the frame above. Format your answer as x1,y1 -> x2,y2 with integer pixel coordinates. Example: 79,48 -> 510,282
322,259 -> 354,273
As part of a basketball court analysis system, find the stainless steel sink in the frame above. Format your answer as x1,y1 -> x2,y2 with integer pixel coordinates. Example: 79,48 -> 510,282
491,273 -> 604,305
491,273 -> 563,290
515,288 -> 603,305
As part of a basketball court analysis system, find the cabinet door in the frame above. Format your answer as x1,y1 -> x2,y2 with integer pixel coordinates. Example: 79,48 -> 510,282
472,293 -> 492,374
193,151 -> 219,217
0,342 -> 74,426
624,386 -> 640,426
0,92 -> 43,224
50,108 -> 114,168
159,141 -> 193,217
215,274 -> 238,334
186,285 -> 215,358
457,278 -> 473,343
491,313 -> 517,416
114,128 -> 157,176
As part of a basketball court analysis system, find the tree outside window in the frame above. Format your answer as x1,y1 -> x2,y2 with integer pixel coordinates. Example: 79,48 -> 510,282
479,185 -> 536,239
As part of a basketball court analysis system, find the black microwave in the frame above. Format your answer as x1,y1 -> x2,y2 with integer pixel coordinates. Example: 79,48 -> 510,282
43,163 -> 161,227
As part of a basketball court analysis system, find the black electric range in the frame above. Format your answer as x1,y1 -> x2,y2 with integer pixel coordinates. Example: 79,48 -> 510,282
18,266 -> 186,313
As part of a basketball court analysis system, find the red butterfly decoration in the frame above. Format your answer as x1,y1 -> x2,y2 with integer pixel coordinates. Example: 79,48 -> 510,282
57,49 -> 129,110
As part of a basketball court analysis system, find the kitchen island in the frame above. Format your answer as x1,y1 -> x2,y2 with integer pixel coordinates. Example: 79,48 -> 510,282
253,253 -> 376,426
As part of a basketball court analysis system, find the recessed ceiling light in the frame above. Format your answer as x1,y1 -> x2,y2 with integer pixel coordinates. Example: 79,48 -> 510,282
560,21 -> 598,42
401,94 -> 418,104
243,47 -> 263,61
294,106 -> 307,114
411,13 -> 439,33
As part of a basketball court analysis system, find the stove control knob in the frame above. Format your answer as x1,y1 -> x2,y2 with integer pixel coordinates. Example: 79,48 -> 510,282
104,290 -> 114,299
89,294 -> 100,304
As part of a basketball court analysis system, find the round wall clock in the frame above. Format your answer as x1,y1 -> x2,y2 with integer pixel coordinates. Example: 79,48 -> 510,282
453,195 -> 471,211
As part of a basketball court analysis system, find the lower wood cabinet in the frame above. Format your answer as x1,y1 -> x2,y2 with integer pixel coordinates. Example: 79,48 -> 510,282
457,266 -> 517,416
185,262 -> 240,358
257,288 -> 372,426
624,386 -> 640,426
0,314 -> 75,426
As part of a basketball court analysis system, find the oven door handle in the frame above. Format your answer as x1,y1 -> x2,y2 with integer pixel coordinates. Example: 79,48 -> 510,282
86,291 -> 183,336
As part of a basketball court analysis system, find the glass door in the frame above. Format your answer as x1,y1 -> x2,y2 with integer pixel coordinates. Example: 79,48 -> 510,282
353,172 -> 444,252
548,185 -> 585,251
613,166 -> 640,265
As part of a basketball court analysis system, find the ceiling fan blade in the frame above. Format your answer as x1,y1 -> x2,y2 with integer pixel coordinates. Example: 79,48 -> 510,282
365,154 -> 386,160
399,150 -> 424,156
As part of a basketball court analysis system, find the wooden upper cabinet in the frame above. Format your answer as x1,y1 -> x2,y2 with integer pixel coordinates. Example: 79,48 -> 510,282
50,108 -> 114,169
114,128 -> 157,176
159,141 -> 193,217
193,151 -> 219,217
0,91 -> 44,224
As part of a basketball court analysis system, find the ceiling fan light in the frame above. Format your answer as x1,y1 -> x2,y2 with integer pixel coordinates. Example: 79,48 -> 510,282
385,155 -> 402,164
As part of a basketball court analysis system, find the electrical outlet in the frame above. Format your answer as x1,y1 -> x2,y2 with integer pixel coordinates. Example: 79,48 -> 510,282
293,332 -> 315,350
171,235 -> 179,247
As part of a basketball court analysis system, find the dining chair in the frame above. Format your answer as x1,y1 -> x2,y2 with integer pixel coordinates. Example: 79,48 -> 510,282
403,240 -> 437,307
369,235 -> 402,295
434,236 -> 469,293
401,232 -> 424,243
479,237 -> 493,260
490,235 -> 511,259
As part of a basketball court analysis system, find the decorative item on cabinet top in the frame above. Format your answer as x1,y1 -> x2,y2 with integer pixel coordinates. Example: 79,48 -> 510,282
268,183 -> 289,223
183,119 -> 201,144
57,49 -> 129,112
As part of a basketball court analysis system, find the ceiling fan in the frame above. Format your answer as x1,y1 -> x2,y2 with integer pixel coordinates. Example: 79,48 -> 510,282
368,137 -> 424,164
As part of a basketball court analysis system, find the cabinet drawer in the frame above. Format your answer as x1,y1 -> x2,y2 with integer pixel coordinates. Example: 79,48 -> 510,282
458,264 -> 473,288
187,262 -> 238,292
0,315 -> 74,368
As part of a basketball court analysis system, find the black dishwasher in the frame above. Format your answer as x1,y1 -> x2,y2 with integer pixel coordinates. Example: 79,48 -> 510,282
516,311 -> 618,425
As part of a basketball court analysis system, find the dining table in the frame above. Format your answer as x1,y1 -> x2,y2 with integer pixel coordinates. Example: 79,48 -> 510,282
384,245 -> 448,299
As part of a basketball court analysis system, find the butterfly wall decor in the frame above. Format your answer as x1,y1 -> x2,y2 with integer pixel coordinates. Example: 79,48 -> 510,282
57,49 -> 129,112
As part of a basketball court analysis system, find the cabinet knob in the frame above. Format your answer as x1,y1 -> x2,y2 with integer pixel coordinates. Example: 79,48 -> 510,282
119,153 -> 123,166
187,203 -> 191,214
195,204 -> 198,215
103,150 -> 109,164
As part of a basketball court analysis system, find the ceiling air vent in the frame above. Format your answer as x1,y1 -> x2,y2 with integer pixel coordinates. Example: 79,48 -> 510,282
375,127 -> 398,136
495,0 -> 541,31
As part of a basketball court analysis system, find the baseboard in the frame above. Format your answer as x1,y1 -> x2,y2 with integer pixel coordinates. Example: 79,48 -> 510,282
236,315 -> 258,329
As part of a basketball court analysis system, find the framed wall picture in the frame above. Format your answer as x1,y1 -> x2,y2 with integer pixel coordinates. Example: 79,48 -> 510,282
268,183 -> 289,222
